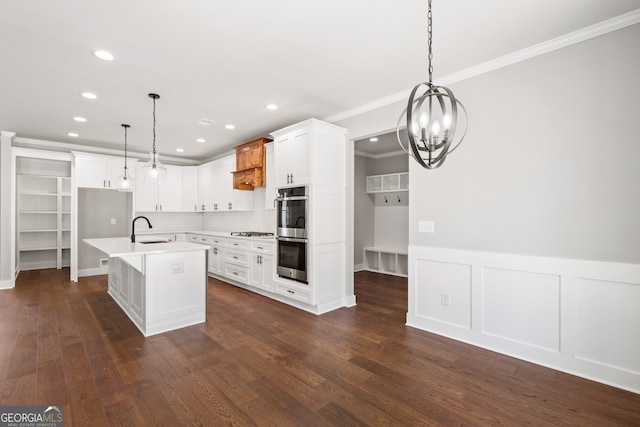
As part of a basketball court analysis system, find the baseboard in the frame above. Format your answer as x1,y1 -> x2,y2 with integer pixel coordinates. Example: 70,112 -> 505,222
407,245 -> 640,394
353,263 -> 364,272
0,277 -> 14,290
78,266 -> 108,277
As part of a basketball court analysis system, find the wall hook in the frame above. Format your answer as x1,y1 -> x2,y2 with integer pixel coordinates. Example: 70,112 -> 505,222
397,195 -> 401,202
384,196 -> 388,203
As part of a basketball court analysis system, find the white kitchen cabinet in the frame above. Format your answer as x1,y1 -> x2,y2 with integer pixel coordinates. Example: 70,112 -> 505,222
264,141 -> 276,209
250,253 -> 274,292
222,155 -> 253,211
17,174 -> 71,270
197,155 -> 252,212
273,125 -> 310,187
182,166 -> 199,212
75,153 -> 131,190
134,163 -> 182,212
197,161 -> 215,211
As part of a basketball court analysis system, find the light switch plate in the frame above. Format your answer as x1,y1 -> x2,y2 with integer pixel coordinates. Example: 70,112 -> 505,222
419,220 -> 435,233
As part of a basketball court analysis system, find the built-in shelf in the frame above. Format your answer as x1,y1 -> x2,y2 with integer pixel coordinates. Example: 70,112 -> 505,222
366,172 -> 409,193
17,174 -> 71,270
363,247 -> 408,277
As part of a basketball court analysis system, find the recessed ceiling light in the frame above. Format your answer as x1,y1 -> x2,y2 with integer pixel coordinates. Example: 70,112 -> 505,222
80,92 -> 97,99
197,118 -> 215,126
369,137 -> 379,142
176,148 -> 184,153
266,104 -> 278,111
74,116 -> 87,122
196,138 -> 205,143
91,49 -> 115,61
68,132 -> 79,137
225,124 -> 235,130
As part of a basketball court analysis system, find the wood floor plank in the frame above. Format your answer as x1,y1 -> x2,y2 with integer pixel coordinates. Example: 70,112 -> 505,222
1,268 -> 638,426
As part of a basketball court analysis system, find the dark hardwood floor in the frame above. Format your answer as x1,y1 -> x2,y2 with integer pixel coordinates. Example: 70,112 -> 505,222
1,269 -> 639,426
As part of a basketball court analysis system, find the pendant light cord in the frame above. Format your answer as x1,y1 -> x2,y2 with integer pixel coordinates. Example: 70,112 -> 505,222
427,0 -> 433,84
152,96 -> 157,166
124,125 -> 128,173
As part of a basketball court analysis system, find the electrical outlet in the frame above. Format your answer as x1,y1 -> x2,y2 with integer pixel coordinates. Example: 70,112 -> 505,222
419,220 -> 435,233
441,292 -> 450,307
171,262 -> 184,274
110,218 -> 116,225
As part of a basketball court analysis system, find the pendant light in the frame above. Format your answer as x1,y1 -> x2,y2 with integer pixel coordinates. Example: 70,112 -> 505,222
142,93 -> 167,183
397,0 -> 468,169
115,124 -> 134,192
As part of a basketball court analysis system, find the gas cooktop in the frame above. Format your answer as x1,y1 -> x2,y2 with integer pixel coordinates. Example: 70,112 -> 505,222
230,232 -> 274,237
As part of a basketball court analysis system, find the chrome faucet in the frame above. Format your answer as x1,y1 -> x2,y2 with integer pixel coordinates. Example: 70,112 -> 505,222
131,216 -> 152,243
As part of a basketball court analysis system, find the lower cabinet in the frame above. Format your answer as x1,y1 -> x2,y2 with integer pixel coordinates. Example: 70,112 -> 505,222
250,253 -> 274,292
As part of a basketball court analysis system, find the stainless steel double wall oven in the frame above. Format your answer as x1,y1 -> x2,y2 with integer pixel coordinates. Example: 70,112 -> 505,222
276,186 -> 308,283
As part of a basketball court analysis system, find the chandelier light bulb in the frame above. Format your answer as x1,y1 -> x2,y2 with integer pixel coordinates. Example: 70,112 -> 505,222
443,114 -> 452,130
431,120 -> 440,136
419,111 -> 429,130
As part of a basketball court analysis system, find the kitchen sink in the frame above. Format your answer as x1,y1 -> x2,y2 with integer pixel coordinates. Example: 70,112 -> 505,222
139,240 -> 171,244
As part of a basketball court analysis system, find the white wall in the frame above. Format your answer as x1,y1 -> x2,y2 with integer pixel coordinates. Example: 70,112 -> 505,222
336,23 -> 640,393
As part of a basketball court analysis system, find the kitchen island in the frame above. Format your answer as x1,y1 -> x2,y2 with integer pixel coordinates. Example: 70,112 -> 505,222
84,237 -> 208,337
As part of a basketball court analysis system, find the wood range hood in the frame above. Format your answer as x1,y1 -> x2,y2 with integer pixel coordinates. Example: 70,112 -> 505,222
232,137 -> 272,191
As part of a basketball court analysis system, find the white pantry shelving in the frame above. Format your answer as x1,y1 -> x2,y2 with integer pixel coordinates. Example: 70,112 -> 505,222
366,172 -> 409,193
17,174 -> 71,270
363,247 -> 408,277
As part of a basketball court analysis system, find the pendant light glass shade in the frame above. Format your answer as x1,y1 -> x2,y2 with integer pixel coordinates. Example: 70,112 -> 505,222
142,151 -> 167,183
115,124 -> 134,192
142,93 -> 167,183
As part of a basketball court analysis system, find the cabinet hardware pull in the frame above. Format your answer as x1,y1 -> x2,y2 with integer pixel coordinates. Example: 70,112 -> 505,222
287,289 -> 294,294
108,180 -> 111,187
290,174 -> 293,184
257,246 -> 263,250
103,180 -> 106,188
233,256 -> 238,259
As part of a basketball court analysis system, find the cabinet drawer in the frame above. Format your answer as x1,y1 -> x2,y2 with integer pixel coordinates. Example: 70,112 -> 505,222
225,250 -> 249,267
274,283 -> 311,303
251,241 -> 273,254
225,264 -> 249,284
226,239 -> 250,250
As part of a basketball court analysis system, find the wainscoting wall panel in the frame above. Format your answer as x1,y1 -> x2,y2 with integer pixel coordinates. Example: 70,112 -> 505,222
407,245 -> 640,394
481,268 -> 560,352
574,278 -> 640,375
413,260 -> 471,329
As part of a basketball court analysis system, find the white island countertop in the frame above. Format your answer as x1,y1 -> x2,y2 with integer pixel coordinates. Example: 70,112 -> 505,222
84,237 -> 208,257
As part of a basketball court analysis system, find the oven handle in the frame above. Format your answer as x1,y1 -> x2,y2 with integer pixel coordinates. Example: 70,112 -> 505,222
276,236 -> 308,243
276,196 -> 308,202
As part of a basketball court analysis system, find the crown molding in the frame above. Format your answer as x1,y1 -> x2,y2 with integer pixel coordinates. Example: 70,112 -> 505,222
324,8 -> 640,124
13,136 -> 200,166
355,149 -> 406,160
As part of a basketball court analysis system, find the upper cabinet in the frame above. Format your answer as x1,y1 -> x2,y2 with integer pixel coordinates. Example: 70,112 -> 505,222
197,154 -> 253,212
134,163 -> 182,212
271,118 -> 346,188
75,153 -> 133,190
272,125 -> 310,187
232,137 -> 271,190
182,166 -> 199,212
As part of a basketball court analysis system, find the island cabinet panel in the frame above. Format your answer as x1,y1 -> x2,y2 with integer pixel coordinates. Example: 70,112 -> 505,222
144,251 -> 207,336
87,237 -> 207,337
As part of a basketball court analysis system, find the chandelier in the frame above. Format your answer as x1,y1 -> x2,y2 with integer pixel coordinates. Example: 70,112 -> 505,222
397,0 -> 467,169
115,124 -> 134,192
142,93 -> 167,183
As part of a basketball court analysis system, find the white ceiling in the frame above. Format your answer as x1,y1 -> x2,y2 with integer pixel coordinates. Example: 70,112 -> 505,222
2,0 -> 639,161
